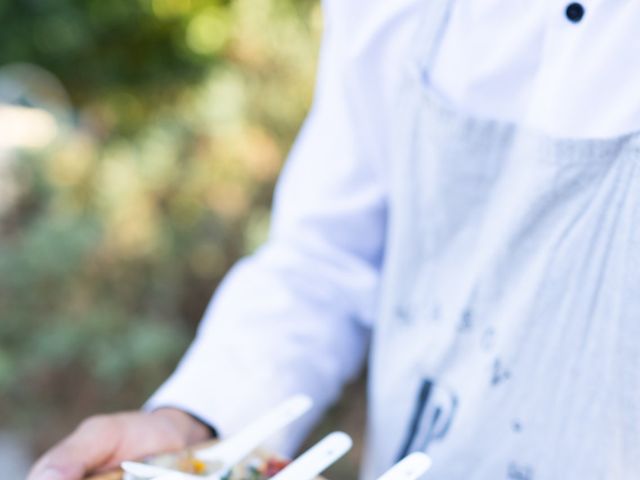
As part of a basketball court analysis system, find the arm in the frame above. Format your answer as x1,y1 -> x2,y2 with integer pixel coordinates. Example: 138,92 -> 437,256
146,0 -> 388,453
28,1 -> 388,477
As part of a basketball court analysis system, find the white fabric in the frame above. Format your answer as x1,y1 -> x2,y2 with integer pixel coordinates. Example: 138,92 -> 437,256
430,0 -> 640,138
147,0 -> 640,458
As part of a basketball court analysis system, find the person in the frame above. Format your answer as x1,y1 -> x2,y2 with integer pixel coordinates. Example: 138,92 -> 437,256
28,0 -> 640,479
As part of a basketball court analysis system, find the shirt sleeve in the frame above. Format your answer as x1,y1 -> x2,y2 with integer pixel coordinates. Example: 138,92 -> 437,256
146,0 -> 388,455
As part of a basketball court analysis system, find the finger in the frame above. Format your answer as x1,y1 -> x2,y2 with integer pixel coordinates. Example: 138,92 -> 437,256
28,416 -> 119,480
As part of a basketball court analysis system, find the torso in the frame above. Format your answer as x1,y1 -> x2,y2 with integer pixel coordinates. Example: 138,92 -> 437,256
354,1 -> 640,478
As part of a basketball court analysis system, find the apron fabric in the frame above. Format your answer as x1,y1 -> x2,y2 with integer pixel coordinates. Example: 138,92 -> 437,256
363,1 -> 640,478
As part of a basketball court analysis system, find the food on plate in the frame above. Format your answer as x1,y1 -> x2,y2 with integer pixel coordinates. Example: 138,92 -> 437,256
123,451 -> 291,480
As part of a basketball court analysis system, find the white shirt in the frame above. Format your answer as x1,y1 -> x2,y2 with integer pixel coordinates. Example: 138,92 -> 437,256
432,0 -> 640,138
148,0 -> 640,455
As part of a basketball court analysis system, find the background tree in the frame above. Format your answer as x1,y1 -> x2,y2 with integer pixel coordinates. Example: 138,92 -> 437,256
0,4 -> 365,477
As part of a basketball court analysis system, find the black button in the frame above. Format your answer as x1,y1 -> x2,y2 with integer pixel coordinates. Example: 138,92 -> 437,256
566,2 -> 585,23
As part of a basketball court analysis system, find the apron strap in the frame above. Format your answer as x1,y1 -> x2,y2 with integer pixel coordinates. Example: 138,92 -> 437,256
411,0 -> 456,81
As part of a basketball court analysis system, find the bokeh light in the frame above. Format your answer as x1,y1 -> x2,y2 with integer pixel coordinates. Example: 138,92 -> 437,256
0,0 -> 321,465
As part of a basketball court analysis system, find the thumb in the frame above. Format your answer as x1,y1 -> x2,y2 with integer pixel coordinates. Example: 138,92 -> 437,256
27,464 -> 84,480
28,416 -> 119,480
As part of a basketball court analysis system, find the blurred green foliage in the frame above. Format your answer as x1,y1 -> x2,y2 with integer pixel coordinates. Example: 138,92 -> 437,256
0,0 -> 321,442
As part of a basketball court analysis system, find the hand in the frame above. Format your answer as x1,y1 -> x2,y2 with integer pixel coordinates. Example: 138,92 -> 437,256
27,408 -> 212,480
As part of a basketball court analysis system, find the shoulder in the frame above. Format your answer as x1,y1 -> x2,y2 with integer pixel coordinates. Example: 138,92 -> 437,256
321,0 -> 424,47
317,0 -> 427,173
